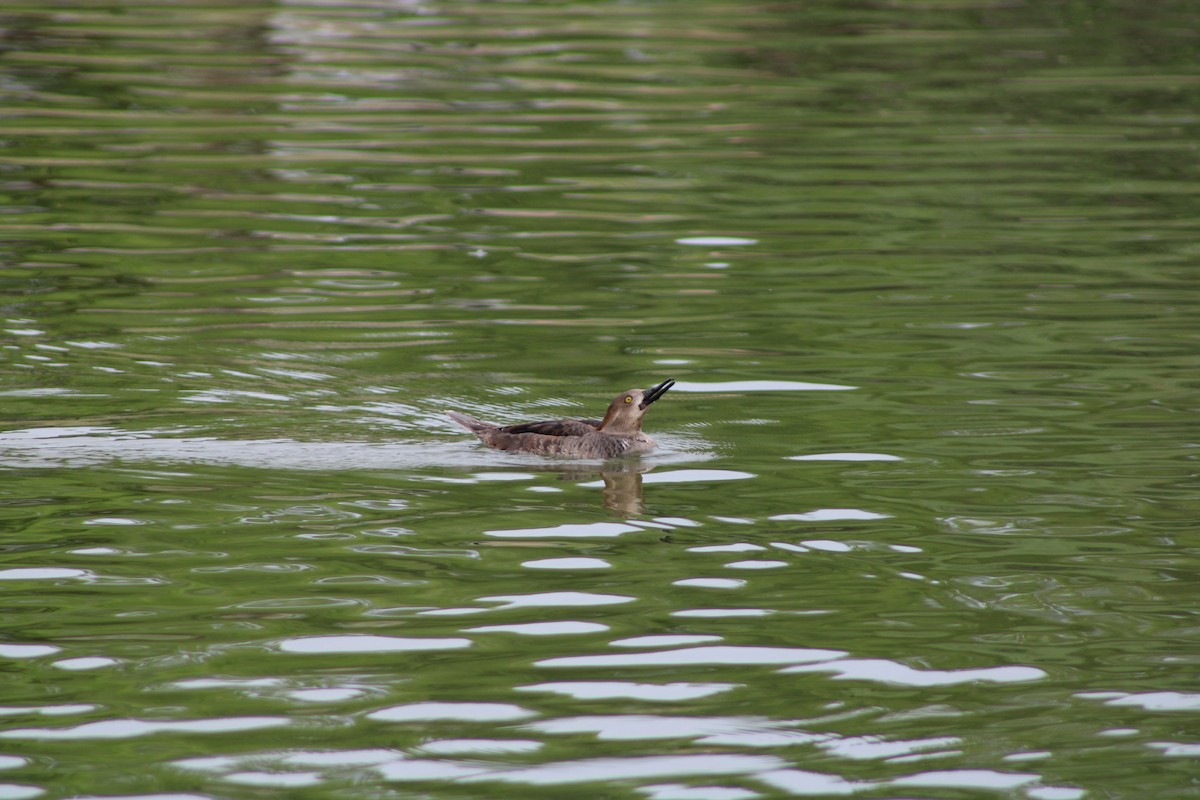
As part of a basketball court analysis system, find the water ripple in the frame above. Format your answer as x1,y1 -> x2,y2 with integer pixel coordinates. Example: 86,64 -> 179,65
277,635 -> 472,654
517,682 -> 738,702
782,659 -> 1047,686
537,646 -> 846,669
465,622 -> 609,637
460,754 -> 787,787
0,717 -> 288,741
367,703 -> 536,723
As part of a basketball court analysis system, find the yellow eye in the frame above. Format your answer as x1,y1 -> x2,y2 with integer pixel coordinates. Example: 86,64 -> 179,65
624,396 -> 633,404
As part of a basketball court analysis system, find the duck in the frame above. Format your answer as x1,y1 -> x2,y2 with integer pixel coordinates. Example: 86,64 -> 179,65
447,378 -> 675,458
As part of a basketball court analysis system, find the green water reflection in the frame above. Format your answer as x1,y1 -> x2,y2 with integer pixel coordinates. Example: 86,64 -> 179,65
1,0 -> 1199,798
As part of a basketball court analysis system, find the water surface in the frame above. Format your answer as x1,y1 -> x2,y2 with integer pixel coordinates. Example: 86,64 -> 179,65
1,1 -> 1198,798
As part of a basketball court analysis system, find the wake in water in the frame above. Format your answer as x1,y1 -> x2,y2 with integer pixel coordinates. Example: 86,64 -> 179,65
0,425 -> 714,472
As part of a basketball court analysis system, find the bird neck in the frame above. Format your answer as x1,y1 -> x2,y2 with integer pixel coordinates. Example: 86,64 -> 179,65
598,409 -> 642,435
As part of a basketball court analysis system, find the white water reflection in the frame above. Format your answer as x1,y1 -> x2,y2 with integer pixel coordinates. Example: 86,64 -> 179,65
0,644 -> 60,659
673,578 -> 747,589
1148,742 -> 1200,757
578,469 -> 754,487
537,645 -> 845,668
287,688 -> 364,703
822,733 -> 961,761
675,236 -> 758,246
671,609 -> 777,618
0,705 -> 95,718
639,784 -> 757,800
609,635 -> 724,648
226,772 -> 320,788
376,761 -> 486,781
0,787 -> 44,800
671,381 -> 857,392
421,471 -> 535,484
368,702 -> 536,723
651,516 -> 702,528
787,452 -> 904,462
480,592 -> 635,609
644,470 -> 754,484
486,522 -> 640,538
0,716 -> 288,741
517,682 -> 738,702
1028,788 -> 1087,800
51,657 -> 118,671
521,557 -> 612,569
280,750 -> 399,767
782,658 -> 1047,686
169,678 -> 283,690
1077,691 -> 1200,711
525,715 -> 826,746
0,568 -> 90,581
800,540 -> 853,552
756,768 -> 869,795
278,635 -> 472,654
688,543 -> 765,553
892,768 -> 1039,790
417,739 -> 543,755
413,606 -> 490,617
459,754 -> 787,786
465,622 -> 609,636
769,509 -> 889,522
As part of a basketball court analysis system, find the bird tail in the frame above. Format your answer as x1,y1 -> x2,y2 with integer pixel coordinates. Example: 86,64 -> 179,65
446,410 -> 492,434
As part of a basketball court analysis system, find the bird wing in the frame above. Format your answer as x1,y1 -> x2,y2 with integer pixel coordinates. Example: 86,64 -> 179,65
498,418 -> 600,437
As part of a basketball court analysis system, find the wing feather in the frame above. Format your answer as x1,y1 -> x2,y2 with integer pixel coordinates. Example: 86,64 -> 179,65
499,418 -> 599,437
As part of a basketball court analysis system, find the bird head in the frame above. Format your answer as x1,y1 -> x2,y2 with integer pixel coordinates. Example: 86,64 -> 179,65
598,378 -> 675,434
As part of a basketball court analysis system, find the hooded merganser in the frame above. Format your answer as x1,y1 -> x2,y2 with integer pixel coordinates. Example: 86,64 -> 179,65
447,378 -> 675,458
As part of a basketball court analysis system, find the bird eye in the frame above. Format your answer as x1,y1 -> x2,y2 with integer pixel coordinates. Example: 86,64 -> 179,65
624,396 -> 633,404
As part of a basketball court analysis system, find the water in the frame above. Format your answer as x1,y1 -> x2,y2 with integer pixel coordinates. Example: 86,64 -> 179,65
2,0 -> 1199,798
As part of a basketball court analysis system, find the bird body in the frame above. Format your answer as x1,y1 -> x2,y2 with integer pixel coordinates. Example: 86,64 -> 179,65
447,378 -> 675,458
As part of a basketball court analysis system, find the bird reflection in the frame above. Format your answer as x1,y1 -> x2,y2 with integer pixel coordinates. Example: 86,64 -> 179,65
597,469 -> 646,517
525,461 -> 652,517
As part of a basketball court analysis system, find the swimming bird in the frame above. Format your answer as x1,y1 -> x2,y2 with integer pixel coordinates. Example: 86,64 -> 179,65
447,378 -> 675,458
